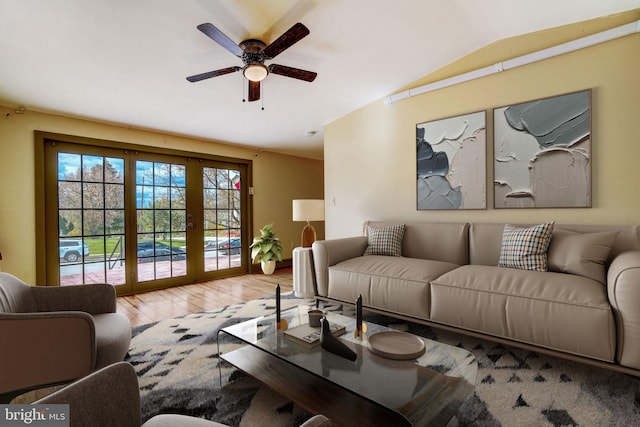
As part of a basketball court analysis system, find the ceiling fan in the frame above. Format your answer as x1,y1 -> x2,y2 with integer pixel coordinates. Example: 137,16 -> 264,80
186,22 -> 317,102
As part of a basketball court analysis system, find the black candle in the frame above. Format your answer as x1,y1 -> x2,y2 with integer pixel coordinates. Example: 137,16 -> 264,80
276,283 -> 281,328
356,294 -> 362,336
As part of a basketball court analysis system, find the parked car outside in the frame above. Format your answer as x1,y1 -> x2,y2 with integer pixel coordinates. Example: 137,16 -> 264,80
218,238 -> 241,255
204,238 -> 218,249
59,239 -> 89,262
137,241 -> 186,263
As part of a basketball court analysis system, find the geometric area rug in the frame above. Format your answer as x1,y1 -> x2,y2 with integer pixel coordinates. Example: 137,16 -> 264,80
126,293 -> 640,427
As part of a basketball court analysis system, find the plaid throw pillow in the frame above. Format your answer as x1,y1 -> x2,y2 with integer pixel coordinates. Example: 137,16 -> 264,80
363,224 -> 405,257
498,222 -> 555,271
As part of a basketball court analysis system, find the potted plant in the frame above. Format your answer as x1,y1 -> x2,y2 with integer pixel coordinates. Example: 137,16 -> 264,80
250,223 -> 283,275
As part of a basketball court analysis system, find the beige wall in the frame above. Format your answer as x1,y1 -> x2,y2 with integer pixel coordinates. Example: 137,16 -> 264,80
324,14 -> 640,238
0,109 -> 323,282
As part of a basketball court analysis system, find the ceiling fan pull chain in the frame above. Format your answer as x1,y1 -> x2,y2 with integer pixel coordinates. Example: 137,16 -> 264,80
242,76 -> 246,102
261,82 -> 265,111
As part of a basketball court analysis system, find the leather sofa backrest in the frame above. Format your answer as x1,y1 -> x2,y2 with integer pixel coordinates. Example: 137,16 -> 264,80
364,221 -> 469,265
468,223 -> 505,266
469,223 -> 640,266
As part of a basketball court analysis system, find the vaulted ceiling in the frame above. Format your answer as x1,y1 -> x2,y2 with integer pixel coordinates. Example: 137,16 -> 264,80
1,0 -> 638,160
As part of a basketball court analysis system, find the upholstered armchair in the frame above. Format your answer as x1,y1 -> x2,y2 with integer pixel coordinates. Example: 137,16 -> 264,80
0,272 -> 131,403
36,361 -> 332,427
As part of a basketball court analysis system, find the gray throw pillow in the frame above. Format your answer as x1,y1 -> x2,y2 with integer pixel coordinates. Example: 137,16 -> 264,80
547,229 -> 618,284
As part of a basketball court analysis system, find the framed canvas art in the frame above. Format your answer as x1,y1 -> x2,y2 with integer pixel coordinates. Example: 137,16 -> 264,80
416,111 -> 486,210
494,89 -> 591,208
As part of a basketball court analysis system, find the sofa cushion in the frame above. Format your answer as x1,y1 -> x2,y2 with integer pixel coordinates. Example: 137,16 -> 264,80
470,223 -> 640,267
328,255 -> 459,319
498,222 -> 555,271
430,265 -> 616,361
365,221 -> 469,264
547,230 -> 618,284
363,224 -> 405,257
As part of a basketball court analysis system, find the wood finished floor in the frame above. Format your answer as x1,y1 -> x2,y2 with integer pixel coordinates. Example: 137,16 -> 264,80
117,269 -> 293,327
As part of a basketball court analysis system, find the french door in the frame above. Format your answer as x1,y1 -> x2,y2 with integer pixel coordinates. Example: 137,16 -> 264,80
40,136 -> 250,295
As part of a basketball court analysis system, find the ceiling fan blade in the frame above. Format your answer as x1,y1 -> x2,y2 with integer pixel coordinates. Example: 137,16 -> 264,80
197,23 -> 243,57
262,23 -> 310,59
248,80 -> 260,102
186,66 -> 241,82
269,64 -> 317,82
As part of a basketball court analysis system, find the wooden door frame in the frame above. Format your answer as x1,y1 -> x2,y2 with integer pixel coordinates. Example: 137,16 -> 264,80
34,131 -> 253,293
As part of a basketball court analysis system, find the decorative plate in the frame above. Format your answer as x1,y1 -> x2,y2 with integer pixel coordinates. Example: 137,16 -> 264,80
367,331 -> 426,360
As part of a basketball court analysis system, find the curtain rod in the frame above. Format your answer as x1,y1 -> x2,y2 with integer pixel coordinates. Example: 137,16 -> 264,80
384,20 -> 640,105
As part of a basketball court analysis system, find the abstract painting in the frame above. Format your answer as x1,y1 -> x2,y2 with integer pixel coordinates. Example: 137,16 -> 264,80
494,89 -> 591,208
417,111 -> 486,210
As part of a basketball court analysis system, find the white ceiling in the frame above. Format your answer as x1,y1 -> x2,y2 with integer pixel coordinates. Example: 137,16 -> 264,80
1,0 -> 638,160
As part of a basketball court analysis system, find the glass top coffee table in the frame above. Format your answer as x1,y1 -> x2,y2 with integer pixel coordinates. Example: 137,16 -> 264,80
218,305 -> 477,427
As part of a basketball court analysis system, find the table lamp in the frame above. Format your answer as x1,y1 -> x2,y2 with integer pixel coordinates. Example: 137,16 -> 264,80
292,199 -> 324,247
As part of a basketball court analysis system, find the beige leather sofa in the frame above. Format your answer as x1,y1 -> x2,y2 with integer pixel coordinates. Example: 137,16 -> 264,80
312,221 -> 640,375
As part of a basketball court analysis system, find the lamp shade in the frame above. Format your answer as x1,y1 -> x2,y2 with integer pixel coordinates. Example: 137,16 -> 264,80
292,199 -> 325,222
243,64 -> 268,82
293,199 -> 324,247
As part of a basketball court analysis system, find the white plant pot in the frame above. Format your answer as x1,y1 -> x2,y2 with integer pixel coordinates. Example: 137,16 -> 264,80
261,260 -> 276,275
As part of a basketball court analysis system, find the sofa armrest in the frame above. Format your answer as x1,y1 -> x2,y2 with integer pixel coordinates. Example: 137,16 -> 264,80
312,237 -> 368,296
31,284 -> 117,315
607,251 -> 640,369
0,312 -> 96,400
35,362 -> 141,427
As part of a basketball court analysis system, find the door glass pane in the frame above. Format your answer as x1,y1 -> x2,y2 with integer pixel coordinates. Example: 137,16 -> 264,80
47,142 -> 248,293
136,160 -> 187,282
58,153 -> 125,286
203,167 -> 242,272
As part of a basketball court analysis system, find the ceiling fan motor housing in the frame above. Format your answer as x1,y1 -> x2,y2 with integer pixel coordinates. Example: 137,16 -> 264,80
239,39 -> 267,64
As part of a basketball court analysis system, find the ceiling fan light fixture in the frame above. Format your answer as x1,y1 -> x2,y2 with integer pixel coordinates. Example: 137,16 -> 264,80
243,64 -> 268,82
